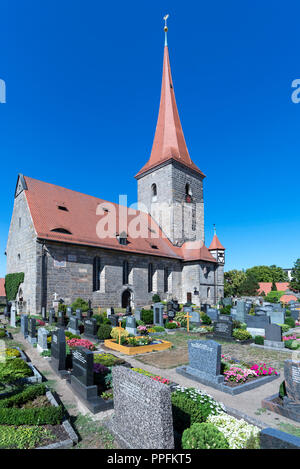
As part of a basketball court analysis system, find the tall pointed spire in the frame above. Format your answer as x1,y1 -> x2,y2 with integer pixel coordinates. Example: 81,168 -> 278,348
135,17 -> 204,179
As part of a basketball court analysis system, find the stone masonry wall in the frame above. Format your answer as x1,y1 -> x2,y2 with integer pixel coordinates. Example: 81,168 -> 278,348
6,190 -> 37,313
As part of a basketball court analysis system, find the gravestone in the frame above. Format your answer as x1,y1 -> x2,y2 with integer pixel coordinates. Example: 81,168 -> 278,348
107,308 -> 112,317
27,318 -> 37,344
86,300 -> 93,319
70,347 -> 112,413
41,307 -> 47,320
213,315 -> 233,340
230,307 -> 237,316
84,317 -> 98,339
37,327 -> 48,352
68,316 -> 80,335
246,314 -> 271,337
206,308 -> 219,322
50,327 -> 67,375
125,306 -> 132,315
267,310 -> 285,326
109,366 -> 174,449
265,323 -> 284,349
126,316 -> 137,335
167,309 -> 176,322
66,306 -> 73,318
283,360 -> 300,415
236,300 -> 246,322
57,310 -> 65,327
177,340 -> 224,386
223,297 -> 232,307
201,304 -> 209,314
109,314 -> 119,327
76,309 -> 83,321
245,302 -> 252,314
49,308 -> 55,324
10,304 -> 16,328
153,303 -> 164,327
134,309 -> 141,321
21,313 -> 29,338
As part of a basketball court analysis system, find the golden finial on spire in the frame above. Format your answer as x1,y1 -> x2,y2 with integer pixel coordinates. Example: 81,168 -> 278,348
163,14 -> 169,32
163,14 -> 169,46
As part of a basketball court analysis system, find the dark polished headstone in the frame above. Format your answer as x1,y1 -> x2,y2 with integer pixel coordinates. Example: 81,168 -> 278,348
213,315 -> 233,340
84,317 -> 98,338
51,327 -> 66,373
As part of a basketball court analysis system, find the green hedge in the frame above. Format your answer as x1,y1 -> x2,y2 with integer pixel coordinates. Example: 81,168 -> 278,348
5,273 -> 24,301
182,422 -> 229,449
0,358 -> 33,383
0,384 -> 46,408
141,309 -> 154,325
97,324 -> 112,340
0,406 -> 63,425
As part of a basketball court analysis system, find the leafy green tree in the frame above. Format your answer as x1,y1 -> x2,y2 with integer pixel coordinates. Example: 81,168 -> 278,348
246,265 -> 288,283
224,270 -> 247,297
290,259 -> 300,292
271,280 -> 277,291
239,273 -> 260,296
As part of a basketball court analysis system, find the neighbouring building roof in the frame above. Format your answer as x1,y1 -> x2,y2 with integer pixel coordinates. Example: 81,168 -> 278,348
21,175 -> 216,263
258,282 -> 290,295
135,44 -> 205,179
0,278 -> 6,298
280,294 -> 298,304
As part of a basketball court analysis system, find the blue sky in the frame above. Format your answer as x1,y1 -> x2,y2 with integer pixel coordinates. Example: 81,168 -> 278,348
0,0 -> 300,277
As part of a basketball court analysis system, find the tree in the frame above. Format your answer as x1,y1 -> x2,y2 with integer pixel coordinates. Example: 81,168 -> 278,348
271,280 -> 277,291
224,270 -> 247,297
246,265 -> 288,283
290,259 -> 300,292
239,273 -> 260,296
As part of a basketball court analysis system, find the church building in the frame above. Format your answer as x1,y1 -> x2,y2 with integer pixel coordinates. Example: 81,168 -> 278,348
5,25 -> 225,314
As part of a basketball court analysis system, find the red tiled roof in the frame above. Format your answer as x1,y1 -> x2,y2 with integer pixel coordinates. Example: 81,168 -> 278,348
135,45 -> 204,179
209,234 -> 225,251
258,282 -> 290,295
22,175 -> 215,264
0,279 -> 5,297
280,294 -> 298,304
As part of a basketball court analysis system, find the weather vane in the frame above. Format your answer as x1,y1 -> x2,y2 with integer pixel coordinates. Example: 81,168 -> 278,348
163,14 -> 169,46
213,224 -> 216,235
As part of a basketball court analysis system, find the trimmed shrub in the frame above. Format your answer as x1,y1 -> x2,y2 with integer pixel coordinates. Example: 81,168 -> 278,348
153,326 -> 165,332
200,314 -> 212,325
0,384 -> 46,408
165,322 -> 176,329
0,330 -> 6,338
279,324 -> 290,334
181,422 -> 229,449
110,327 -> 129,341
141,309 -> 154,325
219,305 -> 231,315
0,406 -> 63,426
0,359 -> 33,383
232,329 -> 252,341
97,324 -> 112,340
254,335 -> 264,345
71,297 -> 89,312
284,317 -> 295,329
152,294 -> 161,303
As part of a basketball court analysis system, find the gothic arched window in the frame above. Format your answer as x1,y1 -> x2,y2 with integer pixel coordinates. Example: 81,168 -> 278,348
148,263 -> 153,292
123,260 -> 129,285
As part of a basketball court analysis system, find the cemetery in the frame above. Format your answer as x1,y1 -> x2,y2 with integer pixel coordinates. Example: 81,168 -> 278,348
0,295 -> 300,449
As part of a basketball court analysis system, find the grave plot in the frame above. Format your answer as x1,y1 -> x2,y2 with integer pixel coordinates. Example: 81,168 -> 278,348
262,358 -> 300,423
107,365 -> 267,449
176,339 -> 280,395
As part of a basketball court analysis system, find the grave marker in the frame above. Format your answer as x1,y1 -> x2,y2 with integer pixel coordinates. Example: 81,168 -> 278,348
153,303 -> 164,327
109,366 -> 174,449
37,327 -> 48,352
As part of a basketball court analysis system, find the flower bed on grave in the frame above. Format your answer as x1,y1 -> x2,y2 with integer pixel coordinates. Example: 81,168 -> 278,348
0,382 -> 77,449
92,352 -> 130,401
171,385 -> 261,449
104,328 -> 172,355
221,354 -> 278,388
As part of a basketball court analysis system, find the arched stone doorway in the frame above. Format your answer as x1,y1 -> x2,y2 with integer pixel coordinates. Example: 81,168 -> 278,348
121,289 -> 132,309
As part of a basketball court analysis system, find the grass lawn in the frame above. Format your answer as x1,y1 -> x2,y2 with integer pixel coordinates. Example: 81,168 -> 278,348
135,330 -> 290,372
